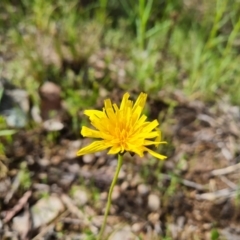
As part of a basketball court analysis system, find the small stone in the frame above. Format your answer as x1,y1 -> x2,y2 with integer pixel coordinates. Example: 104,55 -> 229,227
99,88 -> 108,98
51,155 -> 62,165
31,195 -> 65,229
43,119 -> 64,131
202,223 -> 212,230
39,81 -> 62,120
148,194 -> 160,211
130,174 -> 143,188
193,210 -> 202,221
72,187 -> 89,206
95,156 -> 107,166
12,211 -> 29,236
100,192 -> 107,201
59,173 -> 75,188
118,169 -> 126,180
176,216 -> 185,228
148,212 -> 160,223
137,184 -> 150,196
0,178 -> 11,198
135,196 -> 143,206
68,163 -> 80,173
131,222 -> 143,233
109,225 -> 138,240
66,140 -> 82,159
120,181 -> 129,191
112,186 -> 121,201
38,158 -> 50,167
95,59 -> 106,69
83,154 -> 95,164
65,150 -> 78,159
31,105 -> 42,123
71,140 -> 82,149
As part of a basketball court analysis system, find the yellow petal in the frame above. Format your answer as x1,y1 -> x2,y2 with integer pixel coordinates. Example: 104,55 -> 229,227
155,128 -> 161,147
144,140 -> 167,146
132,92 -> 147,112
144,147 -> 167,160
104,99 -> 118,122
84,110 -> 104,118
142,120 -> 159,133
108,145 -> 121,154
136,131 -> 159,139
131,106 -> 143,123
130,146 -> 144,157
120,92 -> 130,110
81,126 -> 102,138
77,141 -> 110,156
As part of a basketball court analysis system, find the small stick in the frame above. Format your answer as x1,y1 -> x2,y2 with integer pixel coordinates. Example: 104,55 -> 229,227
219,175 -> 237,189
160,173 -> 206,191
60,194 -> 90,226
211,162 -> 240,176
3,190 -> 32,223
32,211 -> 68,240
196,188 -> 236,201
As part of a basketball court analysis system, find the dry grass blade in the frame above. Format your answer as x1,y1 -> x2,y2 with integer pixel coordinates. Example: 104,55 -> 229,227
196,188 -> 237,201
60,193 -> 90,226
160,173 -> 206,191
3,190 -> 32,223
211,162 -> 240,176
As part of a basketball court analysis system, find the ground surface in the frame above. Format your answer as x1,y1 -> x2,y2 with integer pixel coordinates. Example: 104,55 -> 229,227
1,88 -> 240,240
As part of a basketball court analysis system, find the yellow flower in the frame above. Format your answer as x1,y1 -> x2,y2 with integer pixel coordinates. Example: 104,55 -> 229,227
77,92 -> 167,160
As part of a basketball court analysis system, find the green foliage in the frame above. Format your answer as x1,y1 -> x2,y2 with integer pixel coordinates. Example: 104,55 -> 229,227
1,0 -> 240,105
211,228 -> 220,240
0,90 -> 16,155
19,162 -> 32,190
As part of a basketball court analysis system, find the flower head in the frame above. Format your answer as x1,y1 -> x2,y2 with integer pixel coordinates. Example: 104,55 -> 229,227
77,92 -> 166,160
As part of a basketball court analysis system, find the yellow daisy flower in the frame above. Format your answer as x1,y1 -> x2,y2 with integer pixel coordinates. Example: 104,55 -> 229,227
77,92 -> 167,160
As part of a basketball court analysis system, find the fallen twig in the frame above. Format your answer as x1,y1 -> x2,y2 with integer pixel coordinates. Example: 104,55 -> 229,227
60,193 -> 90,226
3,190 -> 32,223
20,203 -> 32,240
219,176 -> 237,189
31,210 -> 68,240
4,174 -> 21,203
196,188 -> 237,201
211,162 -> 240,176
160,173 -> 206,191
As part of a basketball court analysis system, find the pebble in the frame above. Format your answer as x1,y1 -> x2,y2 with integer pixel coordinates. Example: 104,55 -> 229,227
120,181 -> 129,191
68,163 -> 80,173
112,186 -> 121,201
109,225 -> 138,240
13,195 -> 65,232
118,169 -> 126,180
135,196 -> 143,206
70,140 -> 82,149
130,174 -> 143,188
137,184 -> 150,196
72,187 -> 89,206
176,216 -> 185,228
12,212 -> 29,236
96,156 -> 106,166
83,153 -> 95,164
43,119 -> 64,131
32,195 -> 65,228
148,194 -> 160,211
148,212 -> 160,223
38,158 -> 50,167
100,192 -> 107,201
132,222 -> 143,233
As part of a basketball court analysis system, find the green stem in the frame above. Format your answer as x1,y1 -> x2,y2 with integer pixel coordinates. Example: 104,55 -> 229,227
97,154 -> 123,240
